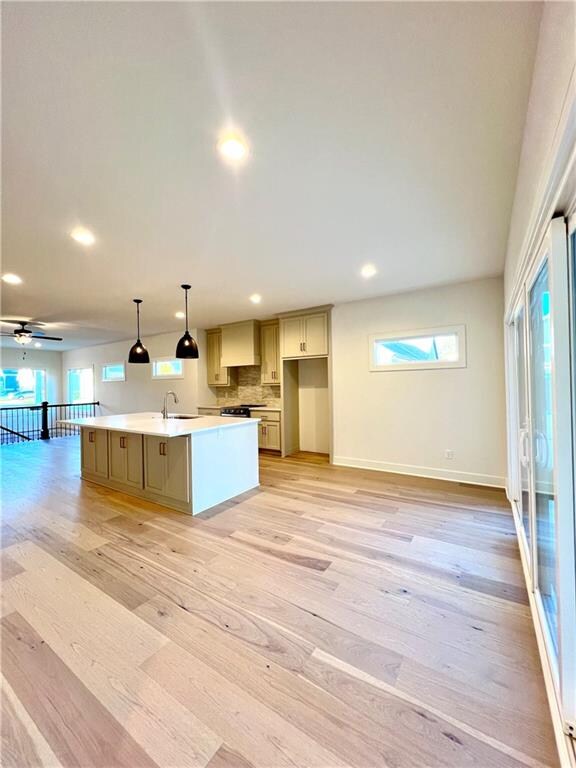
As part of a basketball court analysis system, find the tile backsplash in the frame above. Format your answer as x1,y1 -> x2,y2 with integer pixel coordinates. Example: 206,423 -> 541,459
213,365 -> 281,407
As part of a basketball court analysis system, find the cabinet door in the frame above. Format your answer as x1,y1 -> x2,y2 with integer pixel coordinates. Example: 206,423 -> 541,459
144,436 -> 166,494
206,332 -> 218,386
109,431 -> 142,487
81,428 -> 95,473
125,433 -> 143,488
108,432 -> 126,484
280,317 -> 303,358
81,428 -> 108,478
164,436 -> 190,502
264,422 -> 281,450
258,423 -> 266,448
207,331 -> 229,387
261,323 -> 279,384
303,313 -> 328,356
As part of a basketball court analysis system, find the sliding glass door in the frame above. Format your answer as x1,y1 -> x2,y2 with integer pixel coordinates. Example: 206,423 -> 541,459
528,258 -> 558,654
508,216 -> 576,736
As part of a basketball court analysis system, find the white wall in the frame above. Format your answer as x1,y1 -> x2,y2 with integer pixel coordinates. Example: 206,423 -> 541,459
62,330 -> 206,416
298,358 -> 330,454
504,1 -> 576,306
1,347 -> 63,402
331,278 -> 507,486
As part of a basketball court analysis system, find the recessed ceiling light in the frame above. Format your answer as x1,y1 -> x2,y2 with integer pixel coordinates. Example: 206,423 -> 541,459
361,263 -> 377,279
34,342 -> 42,348
249,293 -> 262,304
175,311 -> 185,319
217,131 -> 249,165
1,273 -> 22,285
70,227 -> 95,246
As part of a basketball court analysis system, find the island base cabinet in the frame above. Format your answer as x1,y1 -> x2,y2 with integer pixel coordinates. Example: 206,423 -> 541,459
144,435 -> 190,504
109,432 -> 143,489
81,428 -> 108,479
190,423 -> 258,515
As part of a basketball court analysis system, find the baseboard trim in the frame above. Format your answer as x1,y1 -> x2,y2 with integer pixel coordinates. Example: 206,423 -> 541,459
512,507 -> 576,768
332,456 -> 506,489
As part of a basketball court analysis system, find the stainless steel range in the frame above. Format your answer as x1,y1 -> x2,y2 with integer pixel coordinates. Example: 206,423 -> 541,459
220,404 -> 266,418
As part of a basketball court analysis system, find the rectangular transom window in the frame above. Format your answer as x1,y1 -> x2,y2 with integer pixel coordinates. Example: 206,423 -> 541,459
369,325 -> 466,371
102,363 -> 125,382
152,358 -> 184,379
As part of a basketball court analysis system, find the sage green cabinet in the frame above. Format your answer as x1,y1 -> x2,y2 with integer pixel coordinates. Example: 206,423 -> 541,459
108,431 -> 143,489
256,410 -> 281,451
260,321 -> 280,384
144,435 -> 190,503
206,329 -> 230,387
81,427 -> 108,478
259,421 -> 281,450
280,312 -> 329,358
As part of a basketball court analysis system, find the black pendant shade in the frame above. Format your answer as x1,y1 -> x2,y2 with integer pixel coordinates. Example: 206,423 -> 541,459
176,284 -> 199,359
128,299 -> 150,364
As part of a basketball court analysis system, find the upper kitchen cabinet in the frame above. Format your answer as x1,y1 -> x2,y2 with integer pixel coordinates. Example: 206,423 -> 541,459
221,320 -> 261,367
206,329 -> 230,387
260,321 -> 280,384
280,311 -> 329,358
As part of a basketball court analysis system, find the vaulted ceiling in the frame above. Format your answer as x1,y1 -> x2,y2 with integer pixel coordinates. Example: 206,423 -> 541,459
2,1 -> 541,349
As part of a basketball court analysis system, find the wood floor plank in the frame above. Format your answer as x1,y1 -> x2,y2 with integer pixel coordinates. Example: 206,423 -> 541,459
0,437 -> 559,768
2,612 -> 159,768
142,641 -> 351,768
3,542 -> 222,768
1,676 -> 63,768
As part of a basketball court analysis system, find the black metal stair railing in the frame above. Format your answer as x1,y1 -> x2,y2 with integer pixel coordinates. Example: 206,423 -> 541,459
0,401 -> 100,445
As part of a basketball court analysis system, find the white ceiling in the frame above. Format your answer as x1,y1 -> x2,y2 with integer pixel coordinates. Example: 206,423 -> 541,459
2,1 -> 541,350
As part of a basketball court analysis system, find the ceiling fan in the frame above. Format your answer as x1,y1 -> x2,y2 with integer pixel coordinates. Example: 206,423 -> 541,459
0,319 -> 63,345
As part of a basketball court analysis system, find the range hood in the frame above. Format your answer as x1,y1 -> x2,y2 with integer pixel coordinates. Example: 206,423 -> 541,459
220,320 -> 261,367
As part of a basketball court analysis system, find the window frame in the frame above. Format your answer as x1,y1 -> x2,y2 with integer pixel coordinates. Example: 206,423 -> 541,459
368,324 -> 467,372
0,367 -> 46,406
151,357 -> 184,380
101,362 -> 126,383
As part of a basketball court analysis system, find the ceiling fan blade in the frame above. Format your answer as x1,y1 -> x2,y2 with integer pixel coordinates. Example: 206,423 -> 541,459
0,319 -> 45,327
30,334 -> 63,341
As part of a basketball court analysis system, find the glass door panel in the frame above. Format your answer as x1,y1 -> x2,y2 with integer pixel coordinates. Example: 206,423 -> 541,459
514,305 -> 531,555
528,259 -> 558,654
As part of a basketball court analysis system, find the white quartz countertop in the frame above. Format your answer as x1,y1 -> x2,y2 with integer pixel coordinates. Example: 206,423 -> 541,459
59,411 -> 260,438
198,405 -> 282,412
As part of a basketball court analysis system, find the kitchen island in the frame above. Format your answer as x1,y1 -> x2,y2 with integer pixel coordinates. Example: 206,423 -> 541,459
59,412 -> 259,515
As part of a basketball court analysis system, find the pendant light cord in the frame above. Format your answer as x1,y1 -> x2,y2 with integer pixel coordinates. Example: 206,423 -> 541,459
137,302 -> 141,340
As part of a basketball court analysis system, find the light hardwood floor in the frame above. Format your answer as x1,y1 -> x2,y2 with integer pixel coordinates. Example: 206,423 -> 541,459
1,437 -> 558,768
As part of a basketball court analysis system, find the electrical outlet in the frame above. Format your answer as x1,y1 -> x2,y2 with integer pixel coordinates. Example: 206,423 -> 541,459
445,449 -> 454,460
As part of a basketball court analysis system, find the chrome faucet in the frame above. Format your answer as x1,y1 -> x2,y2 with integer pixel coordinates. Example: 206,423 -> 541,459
161,390 -> 179,419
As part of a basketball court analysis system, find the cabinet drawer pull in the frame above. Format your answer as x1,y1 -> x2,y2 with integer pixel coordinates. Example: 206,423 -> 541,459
88,431 -> 95,443
120,436 -> 126,449
159,441 -> 167,456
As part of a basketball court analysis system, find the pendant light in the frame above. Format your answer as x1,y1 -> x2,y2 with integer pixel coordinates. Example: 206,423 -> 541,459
128,299 -> 150,364
175,284 -> 199,359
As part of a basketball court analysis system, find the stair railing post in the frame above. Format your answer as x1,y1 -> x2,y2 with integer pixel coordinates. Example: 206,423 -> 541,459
40,401 -> 50,440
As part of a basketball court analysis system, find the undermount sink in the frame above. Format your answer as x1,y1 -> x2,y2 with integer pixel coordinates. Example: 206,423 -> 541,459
167,415 -> 201,420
